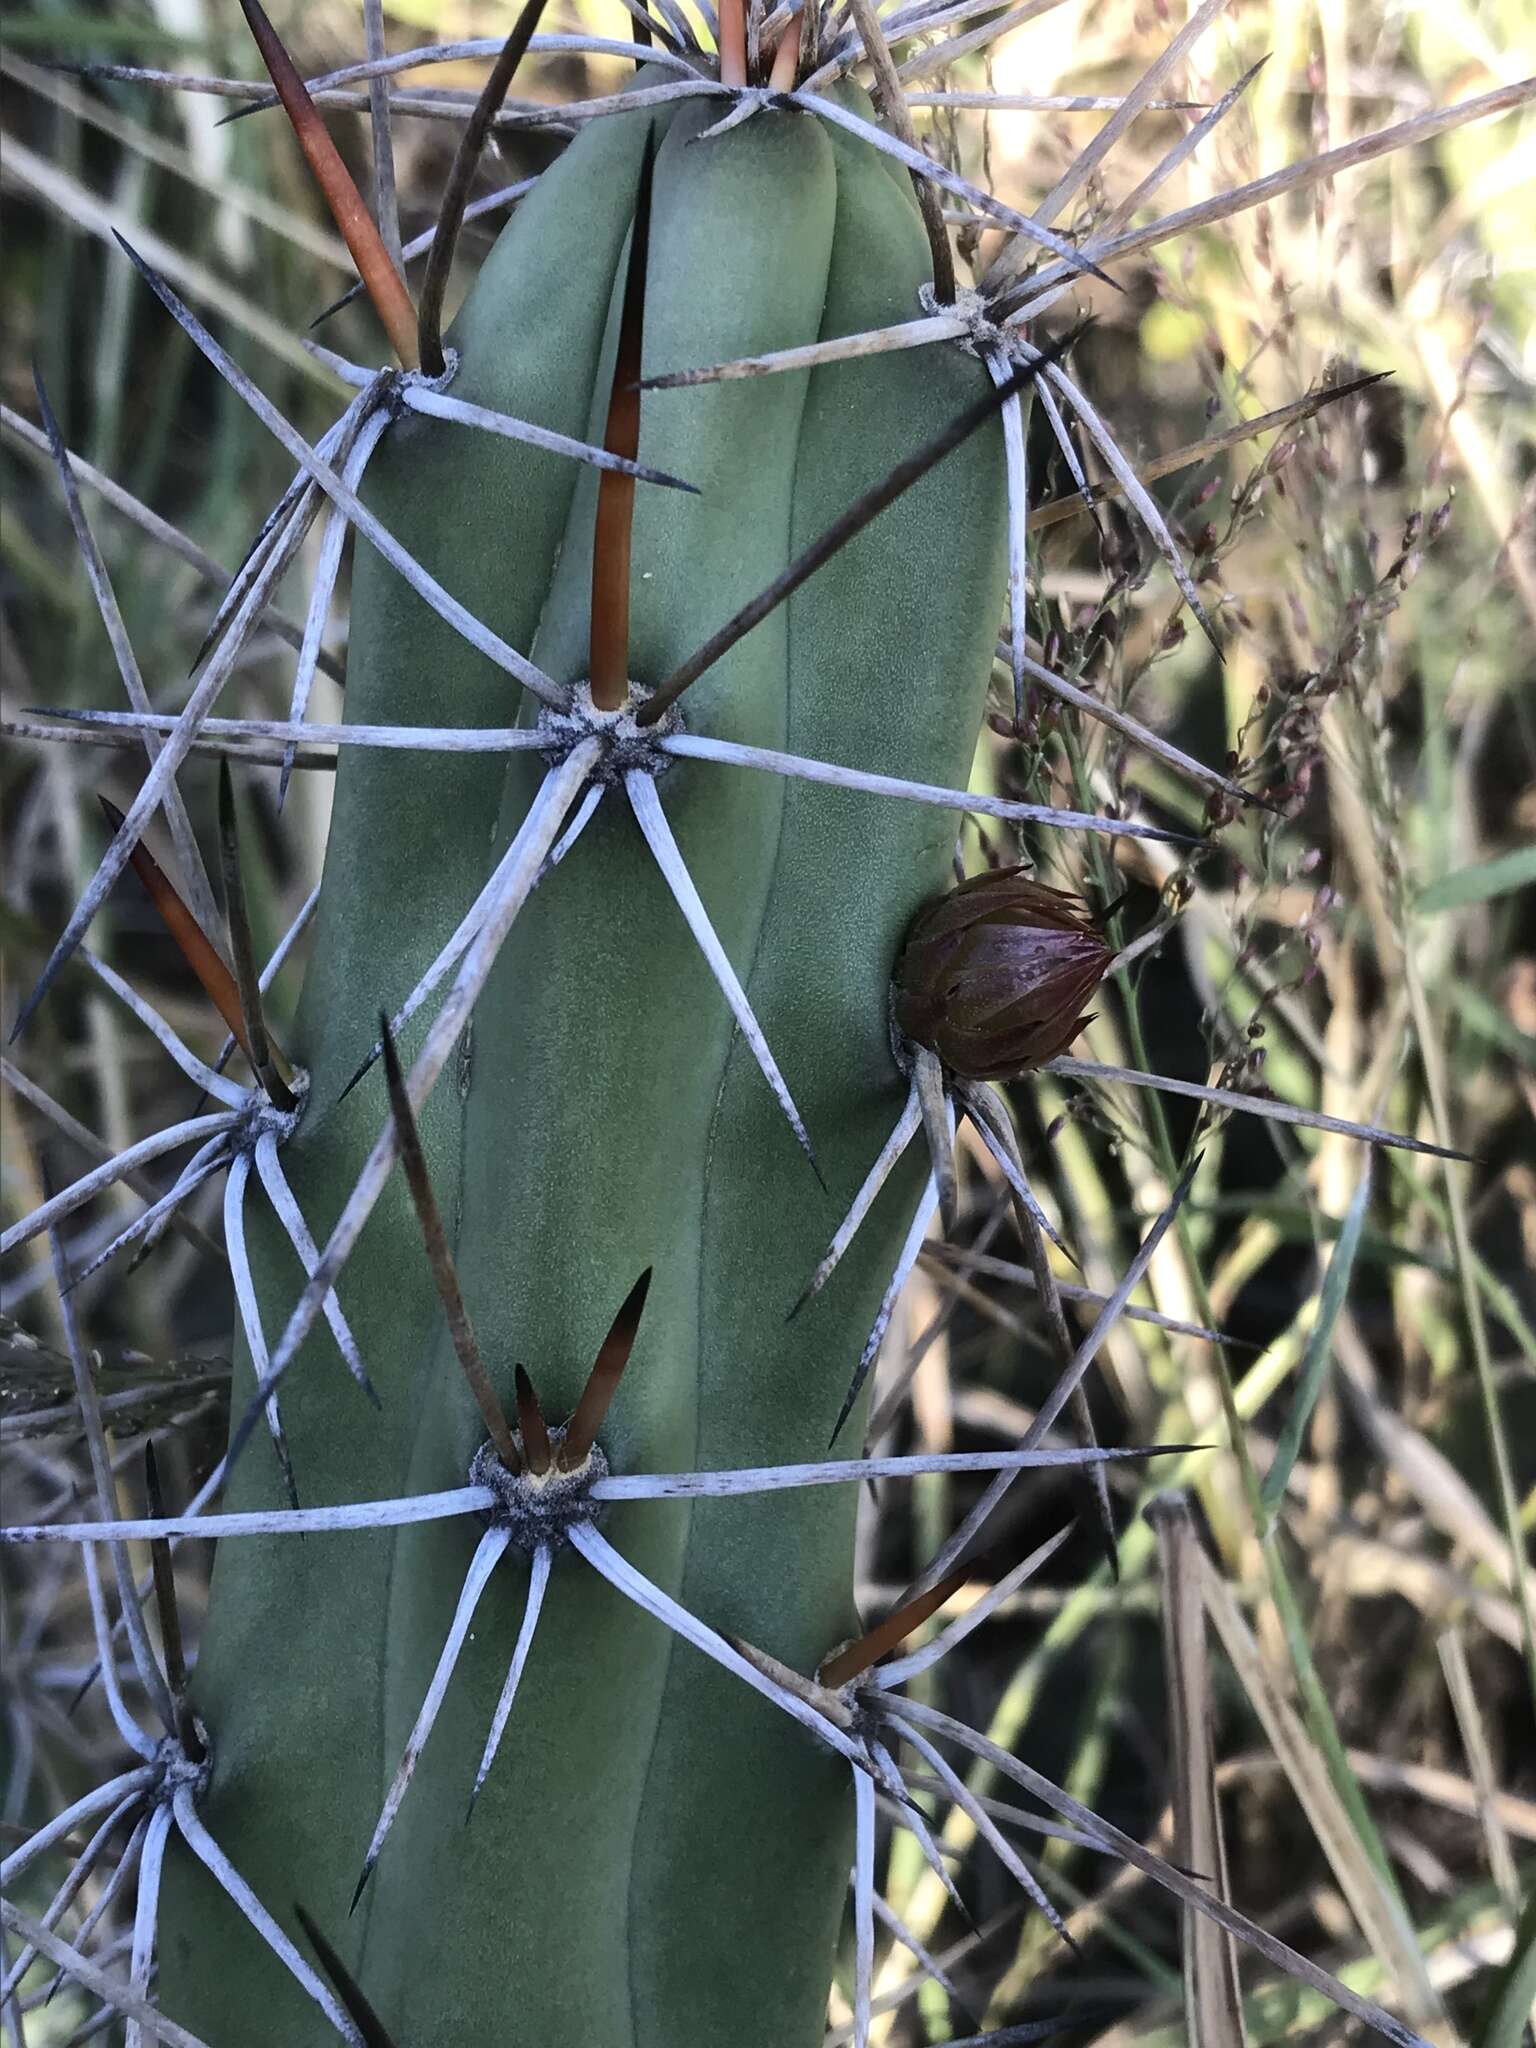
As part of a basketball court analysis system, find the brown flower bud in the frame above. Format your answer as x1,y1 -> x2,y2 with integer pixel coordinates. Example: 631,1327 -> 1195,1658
892,868 -> 1112,1081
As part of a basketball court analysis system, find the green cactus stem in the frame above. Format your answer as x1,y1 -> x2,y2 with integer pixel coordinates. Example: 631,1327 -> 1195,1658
156,78 -> 1009,2048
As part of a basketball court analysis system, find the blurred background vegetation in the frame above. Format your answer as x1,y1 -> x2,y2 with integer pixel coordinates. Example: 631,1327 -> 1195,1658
2,1 -> 1533,2042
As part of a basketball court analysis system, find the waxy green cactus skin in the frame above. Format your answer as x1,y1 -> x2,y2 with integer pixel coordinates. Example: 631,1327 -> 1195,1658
159,83 -> 1007,2047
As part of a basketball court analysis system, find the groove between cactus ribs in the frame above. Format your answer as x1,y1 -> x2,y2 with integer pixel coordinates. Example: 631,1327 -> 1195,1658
599,96 -> 828,2046
621,119 -> 821,2048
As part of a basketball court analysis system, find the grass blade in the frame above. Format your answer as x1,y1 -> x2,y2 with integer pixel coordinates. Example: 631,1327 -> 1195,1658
1260,1162 -> 1371,1516
1148,1494 -> 1247,2048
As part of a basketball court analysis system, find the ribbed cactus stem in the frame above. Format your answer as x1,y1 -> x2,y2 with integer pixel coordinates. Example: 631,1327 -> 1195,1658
156,76 -> 1008,2048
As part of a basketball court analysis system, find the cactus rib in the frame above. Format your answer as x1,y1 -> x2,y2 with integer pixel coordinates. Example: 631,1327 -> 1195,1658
636,355 -> 1048,723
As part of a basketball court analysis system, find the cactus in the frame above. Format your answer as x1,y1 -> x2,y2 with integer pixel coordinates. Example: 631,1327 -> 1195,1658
4,6 -> 1530,2047
154,67 -> 1032,2043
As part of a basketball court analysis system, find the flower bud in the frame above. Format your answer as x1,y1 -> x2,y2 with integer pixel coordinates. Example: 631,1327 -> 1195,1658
892,867 -> 1112,1081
